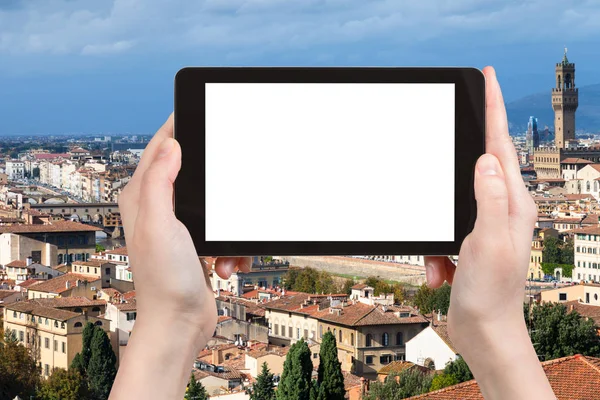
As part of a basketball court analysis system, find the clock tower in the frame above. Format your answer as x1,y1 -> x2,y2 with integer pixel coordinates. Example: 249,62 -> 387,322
552,47 -> 578,148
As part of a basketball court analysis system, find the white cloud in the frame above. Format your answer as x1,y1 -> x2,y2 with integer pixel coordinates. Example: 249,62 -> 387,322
0,0 -> 599,56
81,40 -> 135,55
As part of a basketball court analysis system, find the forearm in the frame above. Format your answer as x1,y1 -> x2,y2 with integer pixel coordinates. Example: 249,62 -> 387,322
109,316 -> 203,400
460,319 -> 555,400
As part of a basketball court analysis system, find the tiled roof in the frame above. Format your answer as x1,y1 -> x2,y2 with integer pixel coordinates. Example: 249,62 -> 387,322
407,355 -> 600,399
343,372 -> 363,390
33,153 -> 70,160
193,367 -> 243,382
589,164 -> 600,173
0,221 -> 102,234
72,260 -> 111,267
115,300 -> 136,311
568,226 -> 600,235
6,260 -> 27,267
27,273 -> 97,294
106,246 -> 128,256
351,284 -> 368,290
430,323 -> 457,353
5,299 -> 81,321
0,289 -> 20,300
122,290 -> 136,301
312,303 -> 428,327
247,345 -> 290,359
561,158 -> 593,164
378,360 -> 417,375
564,300 -> 600,325
34,297 -> 106,309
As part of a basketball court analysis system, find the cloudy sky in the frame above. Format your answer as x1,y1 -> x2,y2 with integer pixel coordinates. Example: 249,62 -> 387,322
1,0 -> 600,135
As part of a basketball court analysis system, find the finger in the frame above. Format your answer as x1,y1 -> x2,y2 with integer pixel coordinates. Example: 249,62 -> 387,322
215,258 -> 240,279
424,256 -> 448,288
483,67 -> 536,241
135,138 -> 181,232
237,257 -> 252,273
120,114 -> 174,234
472,153 -> 510,236
444,259 -> 456,285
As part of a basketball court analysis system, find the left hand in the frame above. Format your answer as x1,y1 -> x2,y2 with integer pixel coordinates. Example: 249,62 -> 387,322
118,113 -> 252,350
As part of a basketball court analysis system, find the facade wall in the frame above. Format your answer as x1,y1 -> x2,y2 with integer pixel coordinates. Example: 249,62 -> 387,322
405,326 -> 457,370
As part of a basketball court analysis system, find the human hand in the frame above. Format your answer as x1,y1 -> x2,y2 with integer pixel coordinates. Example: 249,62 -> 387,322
424,68 -> 555,399
118,114 -> 252,350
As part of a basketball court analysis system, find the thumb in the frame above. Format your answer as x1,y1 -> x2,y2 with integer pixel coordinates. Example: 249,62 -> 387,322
137,138 -> 181,226
472,153 -> 509,236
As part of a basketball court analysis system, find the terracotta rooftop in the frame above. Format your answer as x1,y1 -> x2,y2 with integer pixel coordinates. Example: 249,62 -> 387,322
564,300 -> 600,326
0,289 -> 20,301
33,153 -> 70,160
72,260 -> 111,267
106,246 -> 128,256
561,158 -> 594,164
312,303 -> 428,327
16,278 -> 45,289
247,345 -> 291,359
34,296 -> 106,309
5,260 -> 27,268
378,361 -> 419,375
27,273 -> 97,294
115,300 -> 137,312
568,226 -> 600,235
0,221 -> 102,234
351,284 -> 369,290
407,355 -> 600,399
5,299 -> 81,321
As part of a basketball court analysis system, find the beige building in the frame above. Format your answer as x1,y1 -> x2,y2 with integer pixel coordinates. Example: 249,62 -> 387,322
312,302 -> 429,377
572,226 -> 600,283
3,297 -> 109,377
245,346 -> 290,378
27,273 -> 101,300
70,260 -> 116,288
0,232 -> 58,267
540,283 -> 600,306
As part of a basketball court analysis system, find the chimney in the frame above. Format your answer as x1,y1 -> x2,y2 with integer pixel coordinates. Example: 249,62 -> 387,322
212,349 -> 221,365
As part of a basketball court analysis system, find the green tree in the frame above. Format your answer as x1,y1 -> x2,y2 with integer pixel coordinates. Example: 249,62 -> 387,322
186,373 -> 208,400
542,236 -> 562,264
95,244 -> 106,253
250,363 -> 276,400
413,283 -> 435,314
316,331 -> 345,400
277,339 -> 314,400
392,283 -> 406,304
431,283 -> 451,315
87,328 -> 117,400
81,322 -> 95,372
443,357 -> 473,383
528,302 -> 600,361
429,373 -> 458,391
363,368 -> 433,399
283,268 -> 301,290
37,368 -> 88,400
315,271 -> 336,295
0,328 -> 41,400
342,279 -> 355,295
561,239 -> 574,265
70,353 -> 85,376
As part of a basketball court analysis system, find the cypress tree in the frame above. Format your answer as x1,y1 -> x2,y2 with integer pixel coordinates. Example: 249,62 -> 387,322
87,327 -> 117,400
81,322 -> 95,371
250,362 -> 276,400
70,352 -> 85,376
316,331 -> 345,400
186,373 -> 208,400
277,339 -> 314,400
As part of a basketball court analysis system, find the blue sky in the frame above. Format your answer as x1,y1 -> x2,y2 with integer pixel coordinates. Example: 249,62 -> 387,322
1,0 -> 600,135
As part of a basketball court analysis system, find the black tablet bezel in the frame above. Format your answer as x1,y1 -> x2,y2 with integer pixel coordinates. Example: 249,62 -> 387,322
174,67 -> 485,256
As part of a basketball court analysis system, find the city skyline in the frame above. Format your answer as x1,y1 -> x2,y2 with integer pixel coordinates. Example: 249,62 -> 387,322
2,0 -> 600,135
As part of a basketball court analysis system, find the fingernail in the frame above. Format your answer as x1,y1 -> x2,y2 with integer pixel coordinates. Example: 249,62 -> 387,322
477,154 -> 501,176
425,263 -> 434,286
156,138 -> 174,159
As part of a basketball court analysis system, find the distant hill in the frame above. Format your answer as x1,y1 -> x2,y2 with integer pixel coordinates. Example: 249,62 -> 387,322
506,83 -> 600,134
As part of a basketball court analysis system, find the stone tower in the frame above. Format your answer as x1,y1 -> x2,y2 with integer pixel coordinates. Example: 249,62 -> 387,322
552,47 -> 578,148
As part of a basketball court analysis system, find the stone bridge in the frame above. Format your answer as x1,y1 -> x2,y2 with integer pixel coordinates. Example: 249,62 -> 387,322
30,202 -> 120,226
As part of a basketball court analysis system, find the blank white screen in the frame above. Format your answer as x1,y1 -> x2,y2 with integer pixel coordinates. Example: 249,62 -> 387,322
205,83 -> 454,241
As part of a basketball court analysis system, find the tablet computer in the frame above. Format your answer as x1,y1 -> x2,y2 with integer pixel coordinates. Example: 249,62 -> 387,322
174,67 -> 485,256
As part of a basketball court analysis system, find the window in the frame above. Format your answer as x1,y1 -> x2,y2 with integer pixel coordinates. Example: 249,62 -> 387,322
74,322 -> 83,328
288,327 -> 292,338
304,329 -> 308,339
54,340 -> 58,351
365,355 -> 374,365
595,294 -> 598,301
351,333 -> 354,346
559,293 -> 567,301
396,332 -> 404,346
297,328 -> 300,340
62,342 -> 66,353
126,312 -> 137,321
366,334 -> 372,347
105,267 -> 111,275
382,332 -> 389,346
275,325 -> 279,336
380,355 -> 393,365
45,338 -> 50,348
339,329 -> 342,343
319,325 -> 323,338
44,364 -> 50,376
92,307 -> 101,312
94,321 -> 103,326
586,293 -> 590,303
74,307 -> 83,313
313,353 -> 319,359
12,311 -> 16,318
